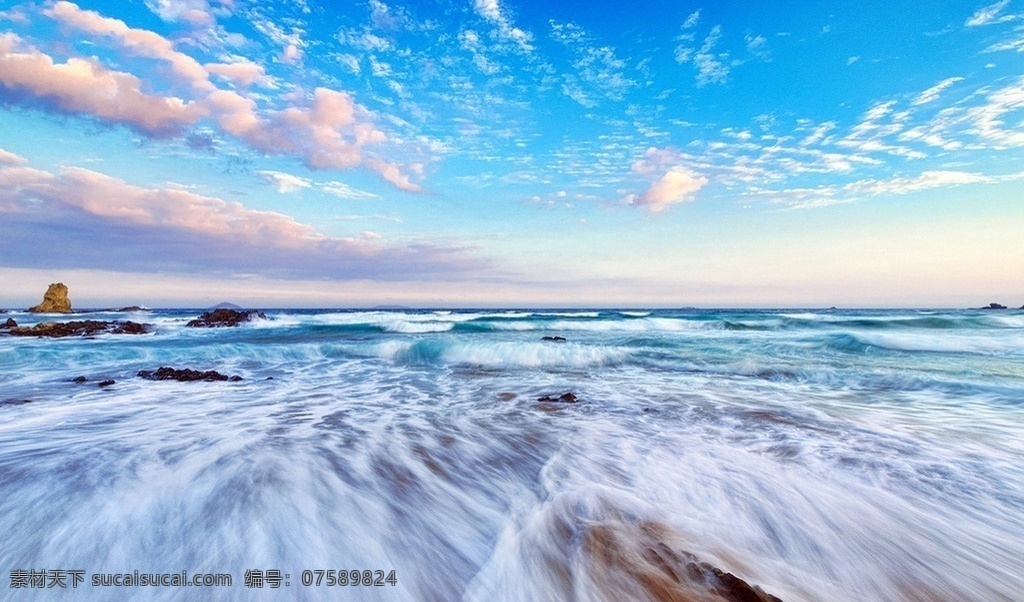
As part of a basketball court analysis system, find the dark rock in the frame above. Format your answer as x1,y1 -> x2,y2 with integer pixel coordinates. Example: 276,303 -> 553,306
137,367 -> 242,382
542,336 -> 567,341
8,320 -> 152,338
497,392 -> 517,401
1,398 -> 32,407
116,306 -> 145,312
980,302 -> 1008,310
98,380 -> 115,387
28,282 -> 73,313
537,392 -> 578,403
71,376 -> 88,383
1,318 -> 16,329
186,308 -> 266,328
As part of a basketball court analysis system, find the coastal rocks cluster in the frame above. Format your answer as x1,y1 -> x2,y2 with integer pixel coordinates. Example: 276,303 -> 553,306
137,367 -> 243,382
978,302 -> 1024,310
5,320 -> 151,338
186,308 -> 266,327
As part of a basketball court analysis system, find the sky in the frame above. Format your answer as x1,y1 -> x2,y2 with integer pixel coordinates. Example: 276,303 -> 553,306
0,0 -> 1022,308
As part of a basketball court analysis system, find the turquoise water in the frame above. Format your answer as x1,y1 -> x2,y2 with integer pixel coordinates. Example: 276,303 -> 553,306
1,308 -> 1023,600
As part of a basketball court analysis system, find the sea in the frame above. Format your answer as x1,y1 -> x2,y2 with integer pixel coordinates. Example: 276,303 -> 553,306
1,307 -> 1022,601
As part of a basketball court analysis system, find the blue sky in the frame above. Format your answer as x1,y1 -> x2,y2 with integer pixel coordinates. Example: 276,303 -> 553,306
0,0 -> 1022,307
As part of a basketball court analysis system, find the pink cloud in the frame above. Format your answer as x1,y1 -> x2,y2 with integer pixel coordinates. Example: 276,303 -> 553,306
0,147 -> 27,166
46,1 -> 210,87
6,3 -> 424,192
625,147 -> 708,212
0,161 -> 483,278
206,60 -> 268,88
0,33 -> 201,137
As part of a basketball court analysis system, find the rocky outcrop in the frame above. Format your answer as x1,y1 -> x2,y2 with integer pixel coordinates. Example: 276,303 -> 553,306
137,367 -> 242,382
186,308 -> 266,327
7,320 -> 151,337
28,282 -> 73,313
1,318 -> 16,329
979,302 -> 1008,309
538,392 -> 578,403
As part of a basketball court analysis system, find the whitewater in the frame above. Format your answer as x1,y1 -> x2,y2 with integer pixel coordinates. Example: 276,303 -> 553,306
1,308 -> 1022,601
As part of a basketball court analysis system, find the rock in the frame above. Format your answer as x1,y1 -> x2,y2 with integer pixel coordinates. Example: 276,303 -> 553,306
28,282 -> 73,313
116,306 -> 146,312
71,376 -> 88,383
186,308 -> 266,328
542,336 -> 567,341
137,367 -> 242,382
497,392 -> 518,401
98,380 -> 115,387
538,392 -> 578,403
1,318 -> 16,329
979,302 -> 1008,310
1,398 -> 32,407
8,320 -> 152,338
582,518 -> 783,602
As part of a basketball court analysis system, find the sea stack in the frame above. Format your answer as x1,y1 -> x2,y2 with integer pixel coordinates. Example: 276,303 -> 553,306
28,283 -> 73,313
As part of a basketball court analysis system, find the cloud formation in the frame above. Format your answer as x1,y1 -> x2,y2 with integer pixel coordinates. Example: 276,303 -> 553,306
1,3 -> 421,191
0,161 -> 481,278
625,148 -> 709,212
0,33 -> 201,137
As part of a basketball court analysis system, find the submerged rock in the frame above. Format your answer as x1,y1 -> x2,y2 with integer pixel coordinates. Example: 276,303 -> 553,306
137,367 -> 242,382
0,398 -> 32,407
538,392 -> 578,403
542,336 -> 567,341
98,379 -> 115,387
7,320 -> 152,338
186,308 -> 266,328
28,282 -> 73,313
582,519 -> 783,602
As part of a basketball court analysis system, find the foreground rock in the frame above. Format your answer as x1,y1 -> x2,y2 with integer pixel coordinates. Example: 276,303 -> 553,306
7,320 -> 151,337
582,518 -> 783,602
28,282 -> 73,313
186,308 -> 266,327
137,367 -> 242,382
1,318 -> 16,329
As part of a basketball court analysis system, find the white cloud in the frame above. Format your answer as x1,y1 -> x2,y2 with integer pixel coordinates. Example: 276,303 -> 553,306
965,0 -> 1014,26
258,170 -> 311,193
682,10 -> 701,29
472,0 -> 533,53
677,25 -> 731,86
321,181 -> 381,200
913,77 -> 964,105
745,34 -> 770,61
752,170 -> 1013,209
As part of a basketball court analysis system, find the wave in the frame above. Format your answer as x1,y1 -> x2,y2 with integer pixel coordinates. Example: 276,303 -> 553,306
818,331 -> 1024,355
374,339 -> 632,368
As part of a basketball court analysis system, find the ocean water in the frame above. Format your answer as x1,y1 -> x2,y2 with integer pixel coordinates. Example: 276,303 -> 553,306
1,308 -> 1023,601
